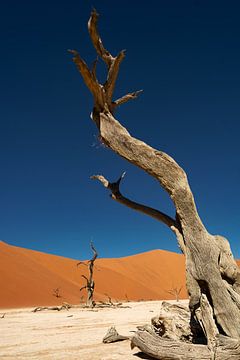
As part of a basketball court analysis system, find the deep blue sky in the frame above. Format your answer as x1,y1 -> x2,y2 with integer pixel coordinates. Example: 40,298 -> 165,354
1,0 -> 240,260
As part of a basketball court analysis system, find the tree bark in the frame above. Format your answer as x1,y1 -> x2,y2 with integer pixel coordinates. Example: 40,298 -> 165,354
102,326 -> 129,343
131,331 -> 240,360
69,9 -> 240,358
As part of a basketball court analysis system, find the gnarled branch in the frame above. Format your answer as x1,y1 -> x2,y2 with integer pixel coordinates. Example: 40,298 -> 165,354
91,173 -> 178,229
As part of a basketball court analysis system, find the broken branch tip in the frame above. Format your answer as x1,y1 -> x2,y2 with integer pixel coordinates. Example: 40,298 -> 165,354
68,49 -> 79,57
91,8 -> 99,17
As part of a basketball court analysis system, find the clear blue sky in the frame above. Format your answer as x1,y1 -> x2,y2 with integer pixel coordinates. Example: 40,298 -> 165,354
1,0 -> 240,260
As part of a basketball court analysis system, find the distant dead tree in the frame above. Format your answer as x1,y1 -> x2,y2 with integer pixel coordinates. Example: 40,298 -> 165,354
69,9 -> 240,359
125,294 -> 129,302
167,285 -> 182,302
77,241 -> 98,308
52,287 -> 61,298
104,293 -> 114,306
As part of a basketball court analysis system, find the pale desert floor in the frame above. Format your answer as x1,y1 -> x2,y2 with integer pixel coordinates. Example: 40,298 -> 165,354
0,300 -> 188,360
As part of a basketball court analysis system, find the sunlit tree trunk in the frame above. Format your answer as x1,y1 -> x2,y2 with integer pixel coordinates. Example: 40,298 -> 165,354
69,10 -> 240,358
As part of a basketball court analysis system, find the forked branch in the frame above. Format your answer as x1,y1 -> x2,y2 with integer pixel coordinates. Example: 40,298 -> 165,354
69,9 -> 142,113
91,173 -> 178,229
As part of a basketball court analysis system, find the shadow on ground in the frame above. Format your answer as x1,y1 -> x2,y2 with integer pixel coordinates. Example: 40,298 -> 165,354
134,352 -> 155,359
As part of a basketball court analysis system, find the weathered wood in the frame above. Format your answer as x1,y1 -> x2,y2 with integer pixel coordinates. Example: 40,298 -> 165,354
91,174 -> 178,229
32,303 -> 71,312
131,331 -> 240,360
151,302 -> 192,341
131,303 -> 240,359
69,9 -> 240,358
215,335 -> 240,359
131,331 -> 211,360
195,294 -> 218,349
91,173 -> 185,255
102,326 -> 129,343
223,280 -> 240,309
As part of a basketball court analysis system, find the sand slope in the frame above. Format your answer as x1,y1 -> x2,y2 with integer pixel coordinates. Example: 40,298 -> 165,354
0,240 -> 239,308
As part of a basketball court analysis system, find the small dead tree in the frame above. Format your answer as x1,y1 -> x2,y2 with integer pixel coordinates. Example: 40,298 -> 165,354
52,287 -> 61,298
69,10 -> 240,359
167,286 -> 182,302
77,241 -> 98,308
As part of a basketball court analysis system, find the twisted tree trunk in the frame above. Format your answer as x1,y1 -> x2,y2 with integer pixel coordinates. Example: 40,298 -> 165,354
69,10 -> 240,359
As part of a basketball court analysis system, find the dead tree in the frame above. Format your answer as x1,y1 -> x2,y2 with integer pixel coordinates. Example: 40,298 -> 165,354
52,287 -> 61,298
167,285 -> 182,302
69,10 -> 240,359
77,241 -> 98,308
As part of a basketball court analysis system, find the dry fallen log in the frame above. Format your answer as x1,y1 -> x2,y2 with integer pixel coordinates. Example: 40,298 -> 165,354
96,302 -> 130,309
32,303 -> 71,312
131,331 -> 210,360
131,331 -> 240,360
103,326 -> 129,343
131,301 -> 240,359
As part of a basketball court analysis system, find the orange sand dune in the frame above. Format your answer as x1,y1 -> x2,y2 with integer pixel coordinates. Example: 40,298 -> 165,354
0,240 -> 239,308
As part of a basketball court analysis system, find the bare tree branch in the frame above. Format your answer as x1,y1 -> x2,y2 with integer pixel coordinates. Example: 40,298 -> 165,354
80,285 -> 87,292
113,90 -> 143,107
89,240 -> 98,262
91,173 -> 178,229
81,274 -> 88,282
77,261 -> 88,267
88,9 -> 114,68
91,57 -> 99,81
68,49 -> 100,100
88,9 -> 125,101
104,50 -> 125,99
